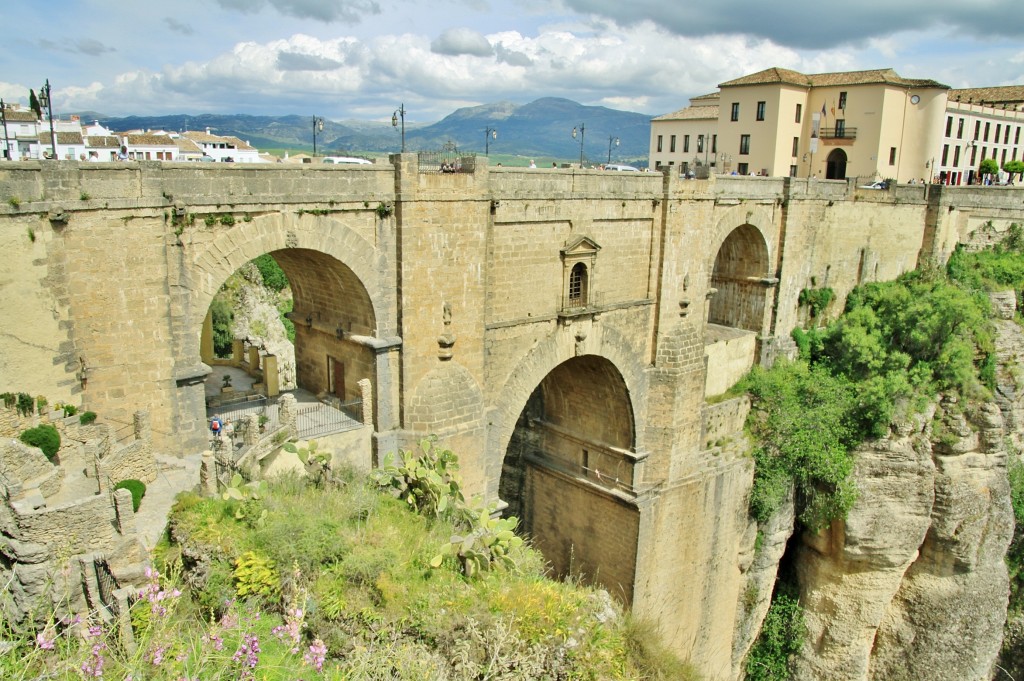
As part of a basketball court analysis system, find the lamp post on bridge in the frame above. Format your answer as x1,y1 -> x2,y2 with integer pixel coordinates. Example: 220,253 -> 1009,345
0,99 -> 10,160
571,123 -> 586,167
39,80 -> 56,160
607,135 -> 619,164
485,127 -> 497,156
392,104 -> 406,152
312,116 -> 324,157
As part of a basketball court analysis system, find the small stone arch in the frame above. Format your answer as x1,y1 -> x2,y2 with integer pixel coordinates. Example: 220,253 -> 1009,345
707,224 -> 772,332
183,211 -> 394,438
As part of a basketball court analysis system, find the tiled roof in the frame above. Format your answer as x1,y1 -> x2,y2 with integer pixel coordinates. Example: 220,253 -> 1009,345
174,138 -> 203,154
2,109 -> 38,122
720,66 -> 947,90
40,131 -> 84,145
126,133 -> 176,146
948,85 -> 1024,106
181,131 -> 224,144
690,92 -> 720,103
85,135 -> 120,149
652,105 -> 720,122
221,136 -> 254,151
720,67 -> 809,88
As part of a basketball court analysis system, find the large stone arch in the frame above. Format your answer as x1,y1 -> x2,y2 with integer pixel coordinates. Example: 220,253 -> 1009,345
491,328 -> 645,603
487,320 -> 649,489
178,211 -> 395,442
187,212 -> 388,339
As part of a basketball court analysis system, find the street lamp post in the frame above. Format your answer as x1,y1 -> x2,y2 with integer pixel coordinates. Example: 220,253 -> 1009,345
571,123 -> 585,167
312,116 -> 324,157
39,80 -> 56,160
607,135 -> 619,164
0,99 -> 10,160
392,104 -> 406,152
485,127 -> 497,156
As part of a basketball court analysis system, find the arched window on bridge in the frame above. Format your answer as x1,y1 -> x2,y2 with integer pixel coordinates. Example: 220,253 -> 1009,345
568,262 -> 588,308
560,235 -> 600,312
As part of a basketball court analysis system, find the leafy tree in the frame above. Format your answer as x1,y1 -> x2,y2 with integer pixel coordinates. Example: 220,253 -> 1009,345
979,157 -> 1000,178
1004,160 -> 1024,184
252,254 -> 289,292
210,295 -> 234,358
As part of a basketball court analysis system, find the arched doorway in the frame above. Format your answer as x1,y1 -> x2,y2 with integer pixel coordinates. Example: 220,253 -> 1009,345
826,148 -> 848,180
499,355 -> 640,603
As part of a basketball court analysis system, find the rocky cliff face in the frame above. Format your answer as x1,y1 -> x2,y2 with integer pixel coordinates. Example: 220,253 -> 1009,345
735,295 -> 1024,681
788,399 -> 1012,681
230,263 -> 296,390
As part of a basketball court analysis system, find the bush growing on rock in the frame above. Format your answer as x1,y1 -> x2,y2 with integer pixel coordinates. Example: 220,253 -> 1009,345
19,424 -> 60,460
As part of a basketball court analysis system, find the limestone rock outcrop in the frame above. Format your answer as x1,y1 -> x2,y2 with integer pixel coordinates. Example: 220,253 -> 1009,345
786,398 -> 1013,681
230,263 -> 296,390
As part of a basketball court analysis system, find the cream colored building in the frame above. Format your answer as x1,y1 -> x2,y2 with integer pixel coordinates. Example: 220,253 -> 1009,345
652,67 -> 949,184
937,86 -> 1024,185
649,93 -> 720,175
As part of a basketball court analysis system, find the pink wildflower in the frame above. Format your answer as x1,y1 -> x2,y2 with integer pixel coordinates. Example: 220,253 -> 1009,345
304,638 -> 327,673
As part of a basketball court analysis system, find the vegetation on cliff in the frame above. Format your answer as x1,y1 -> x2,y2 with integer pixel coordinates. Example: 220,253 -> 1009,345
0,442 -> 692,680
741,225 -> 1024,680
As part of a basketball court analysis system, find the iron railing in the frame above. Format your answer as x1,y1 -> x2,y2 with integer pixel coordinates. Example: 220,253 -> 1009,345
295,400 -> 363,440
418,147 -> 477,174
819,127 -> 858,140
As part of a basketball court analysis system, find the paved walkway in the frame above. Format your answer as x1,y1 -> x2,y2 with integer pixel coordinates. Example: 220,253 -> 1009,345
135,453 -> 203,550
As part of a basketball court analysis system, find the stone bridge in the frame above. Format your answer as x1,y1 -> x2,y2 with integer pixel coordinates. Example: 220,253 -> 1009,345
2,158 -> 1022,677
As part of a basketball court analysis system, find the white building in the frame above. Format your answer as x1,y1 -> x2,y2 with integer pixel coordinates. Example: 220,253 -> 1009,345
936,86 -> 1024,185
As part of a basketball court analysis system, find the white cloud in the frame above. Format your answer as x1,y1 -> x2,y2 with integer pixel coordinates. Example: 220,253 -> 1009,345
431,28 -> 494,57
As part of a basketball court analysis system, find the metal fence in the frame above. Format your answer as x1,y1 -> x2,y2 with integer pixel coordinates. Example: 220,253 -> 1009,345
418,145 -> 477,174
295,400 -> 362,440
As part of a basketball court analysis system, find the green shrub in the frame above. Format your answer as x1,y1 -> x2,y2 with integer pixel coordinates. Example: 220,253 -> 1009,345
744,584 -> 806,681
16,392 -> 34,417
740,361 -> 859,529
252,253 -> 289,292
79,410 -> 97,425
113,479 -> 147,512
62,403 -> 78,417
19,424 -> 60,460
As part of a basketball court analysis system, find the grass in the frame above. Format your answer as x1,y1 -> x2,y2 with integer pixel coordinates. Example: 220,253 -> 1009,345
1,467 -> 695,680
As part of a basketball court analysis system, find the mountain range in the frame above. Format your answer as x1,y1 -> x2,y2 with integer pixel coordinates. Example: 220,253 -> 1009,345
92,97 -> 656,165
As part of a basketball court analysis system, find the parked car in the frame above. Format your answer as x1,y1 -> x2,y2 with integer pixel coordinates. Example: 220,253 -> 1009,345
858,180 -> 888,190
605,164 -> 640,172
322,156 -> 372,165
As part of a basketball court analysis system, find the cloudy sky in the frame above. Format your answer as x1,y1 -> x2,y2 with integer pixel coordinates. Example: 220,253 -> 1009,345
2,0 -> 1022,123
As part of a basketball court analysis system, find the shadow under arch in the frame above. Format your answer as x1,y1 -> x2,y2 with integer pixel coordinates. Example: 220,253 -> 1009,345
495,344 -> 643,604
707,223 -> 772,332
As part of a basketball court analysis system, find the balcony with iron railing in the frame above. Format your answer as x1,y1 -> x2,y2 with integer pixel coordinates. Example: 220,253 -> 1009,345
819,126 -> 858,140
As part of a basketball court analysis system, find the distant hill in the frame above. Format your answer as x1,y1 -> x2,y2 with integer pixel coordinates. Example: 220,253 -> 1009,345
93,98 -> 655,165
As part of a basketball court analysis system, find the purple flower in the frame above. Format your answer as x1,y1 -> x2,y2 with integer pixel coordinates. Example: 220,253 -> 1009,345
35,629 -> 55,650
304,638 -> 327,673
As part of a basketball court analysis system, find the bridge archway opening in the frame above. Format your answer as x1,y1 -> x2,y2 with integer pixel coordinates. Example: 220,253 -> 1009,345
705,223 -> 772,395
499,355 -> 640,604
200,247 -> 377,429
